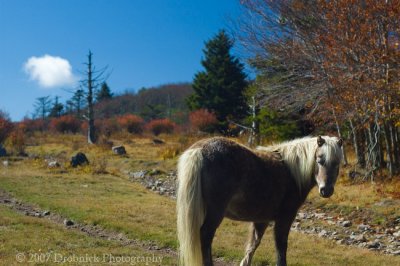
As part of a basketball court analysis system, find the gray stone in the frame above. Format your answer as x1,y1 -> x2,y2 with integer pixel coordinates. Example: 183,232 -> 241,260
129,170 -> 147,179
351,234 -> 367,242
367,241 -> 380,249
358,224 -> 371,231
2,160 -> 9,167
70,152 -> 89,167
112,145 -> 126,155
340,220 -> 352,227
43,211 -> 50,216
318,230 -> 328,237
63,219 -> 74,226
48,161 -> 60,168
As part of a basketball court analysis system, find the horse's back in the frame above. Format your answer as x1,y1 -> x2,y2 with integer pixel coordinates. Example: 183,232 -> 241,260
188,137 -> 294,222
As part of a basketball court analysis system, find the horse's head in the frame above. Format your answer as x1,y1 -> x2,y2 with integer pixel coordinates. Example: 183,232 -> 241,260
314,136 -> 343,198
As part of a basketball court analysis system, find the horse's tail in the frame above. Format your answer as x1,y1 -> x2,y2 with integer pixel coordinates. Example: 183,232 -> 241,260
176,148 -> 205,266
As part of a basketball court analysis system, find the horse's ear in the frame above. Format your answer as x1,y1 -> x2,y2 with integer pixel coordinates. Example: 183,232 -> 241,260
337,138 -> 343,147
317,136 -> 325,147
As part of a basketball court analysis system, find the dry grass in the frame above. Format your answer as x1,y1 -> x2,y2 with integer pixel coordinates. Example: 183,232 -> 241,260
0,132 -> 399,265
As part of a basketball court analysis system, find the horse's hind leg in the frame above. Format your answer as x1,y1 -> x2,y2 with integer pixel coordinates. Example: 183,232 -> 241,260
240,222 -> 268,266
200,208 -> 225,266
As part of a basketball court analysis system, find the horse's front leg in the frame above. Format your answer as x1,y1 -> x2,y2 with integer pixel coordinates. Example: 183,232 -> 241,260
273,213 -> 296,266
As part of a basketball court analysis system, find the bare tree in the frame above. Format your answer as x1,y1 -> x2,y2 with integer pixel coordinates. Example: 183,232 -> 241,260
80,50 -> 109,144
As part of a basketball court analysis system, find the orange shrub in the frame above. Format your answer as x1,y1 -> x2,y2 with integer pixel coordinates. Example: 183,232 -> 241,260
96,118 -> 120,137
6,126 -> 25,155
20,118 -> 46,133
50,115 -> 81,133
189,109 -> 218,133
146,118 -> 176,136
117,114 -> 144,134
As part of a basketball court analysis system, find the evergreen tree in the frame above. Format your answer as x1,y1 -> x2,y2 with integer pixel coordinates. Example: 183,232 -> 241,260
187,30 -> 248,131
96,82 -> 113,102
33,96 -> 52,120
49,96 -> 64,117
71,89 -> 85,117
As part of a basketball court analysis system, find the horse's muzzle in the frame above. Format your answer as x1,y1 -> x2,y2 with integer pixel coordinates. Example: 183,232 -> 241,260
319,186 -> 334,198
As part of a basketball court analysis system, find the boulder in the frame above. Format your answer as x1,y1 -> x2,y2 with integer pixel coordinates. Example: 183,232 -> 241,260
112,145 -> 126,155
70,152 -> 89,167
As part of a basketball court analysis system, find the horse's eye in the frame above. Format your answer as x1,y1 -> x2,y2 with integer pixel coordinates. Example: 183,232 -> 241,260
317,157 -> 325,165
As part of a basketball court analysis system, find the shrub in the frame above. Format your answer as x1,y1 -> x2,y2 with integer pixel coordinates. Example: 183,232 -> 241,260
146,118 -> 176,136
96,118 -> 120,137
5,126 -> 25,155
50,115 -> 81,133
0,111 -> 13,143
19,118 -> 46,133
189,109 -> 218,133
117,114 -> 144,134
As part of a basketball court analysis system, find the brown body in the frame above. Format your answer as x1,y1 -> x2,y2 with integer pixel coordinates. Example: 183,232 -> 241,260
177,136 -> 342,266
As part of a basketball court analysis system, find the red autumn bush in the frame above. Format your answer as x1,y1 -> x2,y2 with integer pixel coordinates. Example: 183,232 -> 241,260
96,118 -> 120,137
146,118 -> 176,136
20,118 -> 46,133
50,115 -> 81,133
117,114 -> 144,134
6,126 -> 25,155
189,109 -> 218,133
0,111 -> 13,143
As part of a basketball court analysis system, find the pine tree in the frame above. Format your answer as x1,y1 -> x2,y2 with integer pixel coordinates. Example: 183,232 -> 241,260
49,96 -> 64,118
187,30 -> 248,131
96,82 -> 113,102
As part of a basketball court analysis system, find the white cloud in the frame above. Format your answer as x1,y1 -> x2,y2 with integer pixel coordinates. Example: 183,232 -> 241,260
24,55 -> 77,88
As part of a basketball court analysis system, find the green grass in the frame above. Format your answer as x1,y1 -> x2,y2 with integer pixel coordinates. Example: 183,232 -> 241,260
0,205 -> 174,265
1,133 -> 400,265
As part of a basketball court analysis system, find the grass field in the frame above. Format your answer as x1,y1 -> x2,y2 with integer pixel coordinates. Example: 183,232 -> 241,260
0,133 -> 399,265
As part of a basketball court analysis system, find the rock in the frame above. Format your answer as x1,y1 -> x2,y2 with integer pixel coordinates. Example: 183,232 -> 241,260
129,170 -> 147,179
43,211 -> 50,216
70,152 -> 89,167
155,180 -> 163,187
34,212 -> 42,217
292,222 -> 300,230
391,250 -> 400,256
0,145 -> 6,157
48,161 -> 60,168
367,241 -> 380,249
351,234 -> 367,242
152,138 -> 164,144
358,224 -> 371,231
318,230 -> 328,237
336,239 -> 346,245
340,220 -> 352,227
297,212 -> 308,220
112,145 -> 126,155
2,160 -> 9,167
63,219 -> 74,226
393,231 -> 400,238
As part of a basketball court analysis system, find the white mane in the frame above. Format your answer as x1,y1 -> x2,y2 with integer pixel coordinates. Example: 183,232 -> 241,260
256,136 -> 342,191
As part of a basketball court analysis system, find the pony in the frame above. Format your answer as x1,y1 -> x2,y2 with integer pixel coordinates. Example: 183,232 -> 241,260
176,136 -> 343,266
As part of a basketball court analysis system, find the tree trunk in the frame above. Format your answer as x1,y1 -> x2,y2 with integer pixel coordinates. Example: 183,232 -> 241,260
332,108 -> 348,165
87,51 -> 96,144
383,121 -> 394,177
390,121 -> 400,171
349,119 -> 365,168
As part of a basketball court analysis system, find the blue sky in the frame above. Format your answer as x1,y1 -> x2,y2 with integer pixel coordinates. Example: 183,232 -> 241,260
0,0 -> 246,121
